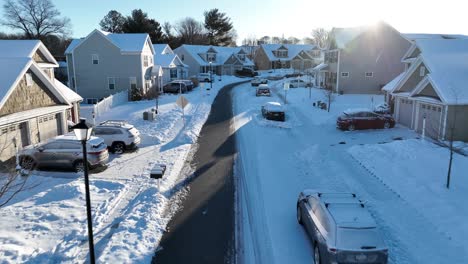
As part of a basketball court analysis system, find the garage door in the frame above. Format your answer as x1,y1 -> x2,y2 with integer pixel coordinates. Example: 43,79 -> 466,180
397,98 -> 413,128
38,113 -> 63,141
416,103 -> 443,139
0,124 -> 24,161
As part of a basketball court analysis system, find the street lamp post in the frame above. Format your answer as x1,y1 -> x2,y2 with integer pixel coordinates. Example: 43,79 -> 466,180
71,118 -> 95,264
209,61 -> 213,90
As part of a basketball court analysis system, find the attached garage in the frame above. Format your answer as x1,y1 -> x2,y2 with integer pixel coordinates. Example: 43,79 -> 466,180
397,98 -> 414,128
415,102 -> 443,139
37,113 -> 64,141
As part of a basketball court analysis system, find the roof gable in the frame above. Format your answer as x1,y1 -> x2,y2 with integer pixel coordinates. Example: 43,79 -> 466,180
0,40 -> 57,66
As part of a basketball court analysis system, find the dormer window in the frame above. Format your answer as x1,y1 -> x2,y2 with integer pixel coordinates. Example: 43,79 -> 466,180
92,54 -> 99,65
238,54 -> 245,61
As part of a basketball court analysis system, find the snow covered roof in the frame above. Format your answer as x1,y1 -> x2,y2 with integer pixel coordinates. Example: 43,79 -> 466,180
177,45 -> 255,66
0,40 -> 57,66
65,29 -> 153,54
415,39 -> 468,104
382,72 -> 405,92
54,78 -> 82,102
153,44 -> 172,55
403,33 -> 468,41
0,58 -> 32,108
260,44 -> 316,61
312,63 -> 328,71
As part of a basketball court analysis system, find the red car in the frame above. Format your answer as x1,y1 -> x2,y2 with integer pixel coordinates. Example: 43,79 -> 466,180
337,109 -> 395,131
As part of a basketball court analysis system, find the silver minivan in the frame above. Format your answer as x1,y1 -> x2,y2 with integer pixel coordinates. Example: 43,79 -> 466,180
19,134 -> 109,172
297,191 -> 388,264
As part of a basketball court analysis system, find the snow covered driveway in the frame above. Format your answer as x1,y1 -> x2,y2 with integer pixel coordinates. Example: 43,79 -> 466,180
232,81 -> 467,263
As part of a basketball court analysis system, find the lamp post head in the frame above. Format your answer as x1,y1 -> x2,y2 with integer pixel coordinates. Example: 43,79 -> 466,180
71,118 -> 92,141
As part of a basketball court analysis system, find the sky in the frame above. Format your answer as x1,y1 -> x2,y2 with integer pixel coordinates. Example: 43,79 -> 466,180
1,0 -> 468,44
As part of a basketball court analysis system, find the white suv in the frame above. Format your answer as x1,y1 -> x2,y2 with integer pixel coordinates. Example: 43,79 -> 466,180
197,73 -> 212,82
93,120 -> 141,154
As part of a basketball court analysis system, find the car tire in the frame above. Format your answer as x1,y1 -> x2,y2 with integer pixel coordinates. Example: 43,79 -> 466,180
314,244 -> 321,264
112,142 -> 126,154
297,204 -> 303,225
20,156 -> 36,170
74,160 -> 86,173
348,124 -> 355,131
384,121 -> 391,129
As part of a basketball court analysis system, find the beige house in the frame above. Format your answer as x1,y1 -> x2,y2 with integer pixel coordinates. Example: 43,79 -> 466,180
315,22 -> 411,93
254,44 -> 321,71
0,40 -> 82,163
388,39 -> 468,141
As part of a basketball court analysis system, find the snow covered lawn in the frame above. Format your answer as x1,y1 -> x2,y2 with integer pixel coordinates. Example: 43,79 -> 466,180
0,76 -> 245,263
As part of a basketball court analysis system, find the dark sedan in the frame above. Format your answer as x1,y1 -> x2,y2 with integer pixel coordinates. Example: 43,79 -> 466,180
163,82 -> 188,93
261,102 -> 285,122
337,109 -> 395,131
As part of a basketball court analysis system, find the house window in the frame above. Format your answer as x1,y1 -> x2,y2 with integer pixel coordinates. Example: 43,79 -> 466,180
87,98 -> 98,104
238,54 -> 245,61
92,54 -> 99,65
129,77 -> 137,90
145,80 -> 151,90
149,56 -> 153,65
108,77 -> 116,90
365,72 -> 373,77
25,73 -> 33,86
438,107 -> 441,112
341,72 -> 349,77
181,54 -> 184,61
419,66 -> 426,77
422,104 -> 426,109
170,69 -> 177,79
207,53 -> 216,62
143,55 -> 149,67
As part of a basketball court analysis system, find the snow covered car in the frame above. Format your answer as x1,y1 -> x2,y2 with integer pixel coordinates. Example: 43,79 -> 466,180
261,102 -> 285,121
197,73 -> 212,82
297,191 -> 388,264
93,120 -> 141,154
251,78 -> 268,86
373,103 -> 391,115
256,84 -> 271,97
336,109 -> 395,131
18,134 -> 109,172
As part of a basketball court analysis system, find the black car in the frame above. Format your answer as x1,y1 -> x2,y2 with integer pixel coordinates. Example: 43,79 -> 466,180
261,102 -> 285,122
172,80 -> 195,91
163,82 -> 188,93
235,67 -> 258,77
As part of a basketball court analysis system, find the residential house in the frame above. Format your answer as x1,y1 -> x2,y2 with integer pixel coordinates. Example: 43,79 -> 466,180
315,22 -> 411,93
388,39 -> 468,141
254,44 -> 321,71
174,45 -> 255,77
65,29 -> 155,104
152,44 -> 187,90
0,40 -> 82,162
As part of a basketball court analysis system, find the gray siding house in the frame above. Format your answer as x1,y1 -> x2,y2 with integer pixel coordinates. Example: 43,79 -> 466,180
174,45 -> 254,77
65,29 -> 155,104
316,22 -> 411,94
0,40 -> 82,163
254,44 -> 321,71
388,39 -> 468,141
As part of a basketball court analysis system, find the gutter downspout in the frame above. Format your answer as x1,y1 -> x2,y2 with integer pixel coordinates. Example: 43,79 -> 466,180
72,50 -> 78,94
336,49 -> 341,93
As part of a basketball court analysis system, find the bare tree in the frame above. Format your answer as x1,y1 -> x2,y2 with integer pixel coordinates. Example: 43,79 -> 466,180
322,85 -> 336,112
311,28 -> 330,49
271,36 -> 281,44
258,35 -> 270,44
287,36 -> 300,44
174,17 -> 207,45
1,0 -> 71,39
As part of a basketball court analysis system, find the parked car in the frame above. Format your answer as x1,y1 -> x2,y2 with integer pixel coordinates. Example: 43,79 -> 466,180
197,73 -> 212,82
297,191 -> 388,264
93,120 -> 141,154
172,79 -> 195,91
18,134 -> 109,172
251,78 -> 268,86
256,85 -> 271,97
163,81 -> 188,93
261,102 -> 285,121
235,67 -> 258,77
289,79 -> 307,88
336,109 -> 395,131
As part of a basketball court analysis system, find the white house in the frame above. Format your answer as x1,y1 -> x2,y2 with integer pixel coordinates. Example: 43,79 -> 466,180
152,44 -> 187,90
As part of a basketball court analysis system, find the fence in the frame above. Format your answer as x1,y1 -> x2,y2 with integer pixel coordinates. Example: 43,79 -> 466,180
92,89 -> 128,118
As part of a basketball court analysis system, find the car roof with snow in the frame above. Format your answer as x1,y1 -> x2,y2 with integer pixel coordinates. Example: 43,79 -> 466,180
258,84 -> 270,88
263,102 -> 284,112
343,108 -> 373,115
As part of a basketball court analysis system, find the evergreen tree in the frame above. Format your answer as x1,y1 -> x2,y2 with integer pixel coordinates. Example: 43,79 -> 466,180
203,9 -> 234,46
123,9 -> 164,43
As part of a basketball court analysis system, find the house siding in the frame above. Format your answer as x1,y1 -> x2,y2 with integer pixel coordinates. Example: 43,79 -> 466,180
33,50 -> 49,63
175,47 -> 201,77
399,64 -> 427,92
71,31 -> 144,100
254,47 -> 272,70
335,24 -> 411,94
445,105 -> 468,141
0,70 -> 61,117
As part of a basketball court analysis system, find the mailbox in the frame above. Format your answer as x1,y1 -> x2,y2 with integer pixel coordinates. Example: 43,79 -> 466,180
150,164 -> 166,179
